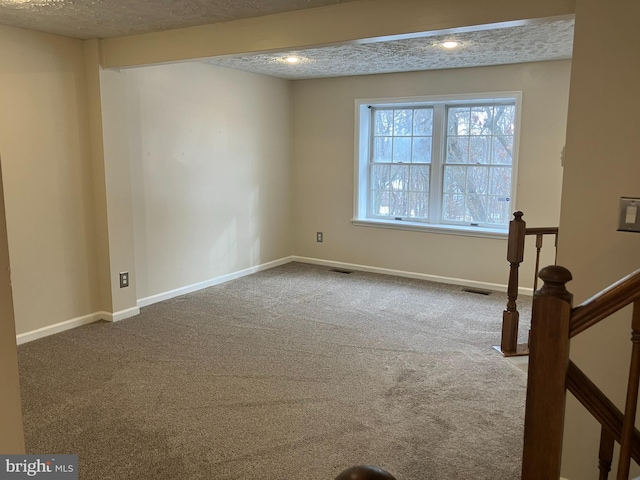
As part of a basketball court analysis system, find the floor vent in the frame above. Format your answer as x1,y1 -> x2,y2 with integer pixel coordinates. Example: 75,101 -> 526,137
462,287 -> 492,296
330,269 -> 353,274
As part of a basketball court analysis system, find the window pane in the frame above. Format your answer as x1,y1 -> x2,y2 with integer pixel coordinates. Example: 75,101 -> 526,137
371,164 -> 390,191
409,165 -> 430,192
373,137 -> 392,162
393,137 -> 411,163
466,166 -> 489,195
469,136 -> 490,164
470,106 -> 493,135
407,192 -> 428,219
390,165 -> 409,191
492,136 -> 513,164
413,109 -> 433,136
394,109 -> 413,136
390,191 -> 408,217
448,107 -> 470,135
446,137 -> 469,163
494,105 -> 515,135
374,110 -> 393,136
465,194 -> 487,223
371,190 -> 390,217
443,194 -> 465,221
365,99 -> 516,229
443,165 -> 465,194
486,196 -> 511,224
490,167 -> 511,196
412,137 -> 432,163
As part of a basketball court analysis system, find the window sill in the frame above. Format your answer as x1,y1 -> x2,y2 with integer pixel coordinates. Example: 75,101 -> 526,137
351,218 -> 508,239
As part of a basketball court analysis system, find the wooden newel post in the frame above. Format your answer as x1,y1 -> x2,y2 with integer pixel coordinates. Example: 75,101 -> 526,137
501,211 -> 527,354
521,265 -> 573,480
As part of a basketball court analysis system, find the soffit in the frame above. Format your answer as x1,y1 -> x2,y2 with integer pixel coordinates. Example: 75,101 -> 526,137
206,18 -> 574,80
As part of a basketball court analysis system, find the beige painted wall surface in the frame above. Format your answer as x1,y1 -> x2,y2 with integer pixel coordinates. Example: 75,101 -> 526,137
0,26 -> 99,335
558,0 -> 640,478
124,63 -> 292,300
0,161 -> 25,454
100,69 -> 139,314
84,40 -> 113,314
292,61 -> 570,287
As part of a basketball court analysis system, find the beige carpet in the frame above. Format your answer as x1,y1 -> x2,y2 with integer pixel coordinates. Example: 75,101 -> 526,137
18,262 -> 531,479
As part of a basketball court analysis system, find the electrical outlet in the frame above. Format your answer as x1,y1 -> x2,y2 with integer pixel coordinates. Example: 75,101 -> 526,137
316,232 -> 323,243
119,271 -> 129,288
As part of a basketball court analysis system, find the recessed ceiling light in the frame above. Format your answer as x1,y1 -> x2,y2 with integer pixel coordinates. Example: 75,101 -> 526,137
284,56 -> 300,64
441,41 -> 460,49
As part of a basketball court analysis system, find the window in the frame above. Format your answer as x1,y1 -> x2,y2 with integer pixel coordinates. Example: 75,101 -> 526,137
354,93 -> 521,237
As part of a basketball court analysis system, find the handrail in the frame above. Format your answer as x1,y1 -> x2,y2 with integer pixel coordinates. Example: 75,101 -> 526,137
566,361 -> 640,465
570,268 -> 640,337
525,227 -> 559,236
521,265 -> 640,480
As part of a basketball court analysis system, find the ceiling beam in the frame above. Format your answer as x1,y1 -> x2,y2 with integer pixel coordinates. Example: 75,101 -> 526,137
101,0 -> 575,69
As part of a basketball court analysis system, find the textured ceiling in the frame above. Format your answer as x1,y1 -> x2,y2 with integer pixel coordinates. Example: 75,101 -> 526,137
0,0 -> 361,39
0,0 -> 574,80
206,18 -> 574,80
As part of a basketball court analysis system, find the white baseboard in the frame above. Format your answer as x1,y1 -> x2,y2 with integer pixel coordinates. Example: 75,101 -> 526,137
17,254 -> 527,345
16,312 -> 103,345
137,256 -> 295,308
17,258 -> 294,345
16,306 -> 142,345
292,256 -> 533,296
98,307 -> 141,323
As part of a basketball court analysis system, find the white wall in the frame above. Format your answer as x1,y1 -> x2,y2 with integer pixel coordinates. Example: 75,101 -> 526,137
0,26 -> 99,335
122,62 -> 292,300
292,60 -> 570,287
559,0 -> 640,478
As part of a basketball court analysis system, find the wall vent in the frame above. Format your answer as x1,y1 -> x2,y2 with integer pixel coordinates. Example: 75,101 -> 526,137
462,287 -> 492,296
330,269 -> 353,274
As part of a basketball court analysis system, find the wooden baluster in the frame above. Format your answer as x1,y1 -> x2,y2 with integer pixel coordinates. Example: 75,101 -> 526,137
500,211 -> 526,355
616,300 -> 640,479
598,427 -> 614,480
532,234 -> 543,292
521,265 -> 573,480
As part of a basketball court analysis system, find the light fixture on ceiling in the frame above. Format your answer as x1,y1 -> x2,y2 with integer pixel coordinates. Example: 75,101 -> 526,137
276,55 -> 310,66
441,41 -> 460,49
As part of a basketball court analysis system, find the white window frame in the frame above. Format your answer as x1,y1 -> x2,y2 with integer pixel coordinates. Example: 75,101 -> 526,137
353,92 -> 522,239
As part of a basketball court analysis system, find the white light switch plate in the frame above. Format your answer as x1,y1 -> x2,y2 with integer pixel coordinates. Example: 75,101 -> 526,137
618,197 -> 640,233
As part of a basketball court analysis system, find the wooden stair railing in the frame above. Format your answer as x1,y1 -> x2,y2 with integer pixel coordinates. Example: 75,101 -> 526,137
521,265 -> 640,480
497,211 -> 559,356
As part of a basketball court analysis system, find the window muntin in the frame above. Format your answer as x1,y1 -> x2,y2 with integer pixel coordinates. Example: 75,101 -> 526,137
369,107 -> 433,221
442,104 -> 515,226
356,94 -> 519,234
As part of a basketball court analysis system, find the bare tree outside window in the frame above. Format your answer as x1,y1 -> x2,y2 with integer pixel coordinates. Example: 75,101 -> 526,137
360,95 -> 518,231
370,107 -> 433,221
444,104 -> 514,225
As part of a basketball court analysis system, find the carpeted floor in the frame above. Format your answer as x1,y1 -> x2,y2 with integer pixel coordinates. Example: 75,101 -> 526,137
18,262 -> 531,479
